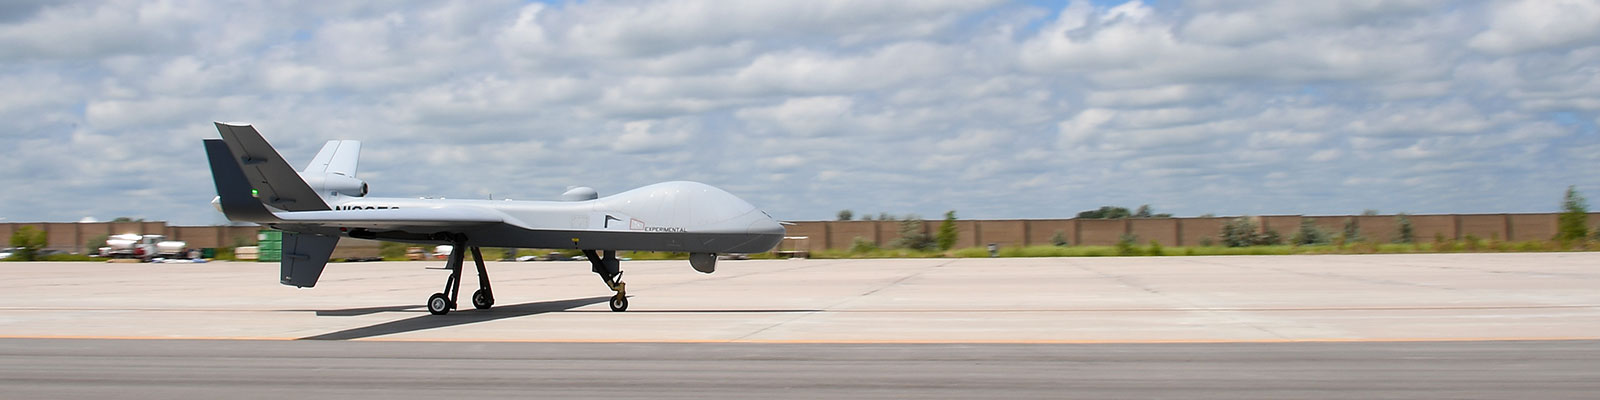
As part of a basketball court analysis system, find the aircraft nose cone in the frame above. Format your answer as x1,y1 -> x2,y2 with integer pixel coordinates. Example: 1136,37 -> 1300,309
747,215 -> 786,236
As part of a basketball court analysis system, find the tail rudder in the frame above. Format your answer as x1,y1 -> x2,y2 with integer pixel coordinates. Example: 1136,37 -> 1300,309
204,138 -> 277,223
213,122 -> 331,211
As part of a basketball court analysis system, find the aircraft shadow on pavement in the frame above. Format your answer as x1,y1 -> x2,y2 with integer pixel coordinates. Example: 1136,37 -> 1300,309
301,305 -> 425,317
298,296 -> 612,341
562,309 -> 822,313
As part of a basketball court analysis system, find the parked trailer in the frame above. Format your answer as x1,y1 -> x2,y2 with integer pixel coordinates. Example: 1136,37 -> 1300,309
102,234 -> 187,260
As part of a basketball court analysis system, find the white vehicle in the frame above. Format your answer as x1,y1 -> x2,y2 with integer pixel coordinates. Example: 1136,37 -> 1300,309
103,234 -> 187,260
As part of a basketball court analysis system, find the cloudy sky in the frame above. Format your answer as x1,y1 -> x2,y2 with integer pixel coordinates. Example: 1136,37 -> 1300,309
1,0 -> 1597,225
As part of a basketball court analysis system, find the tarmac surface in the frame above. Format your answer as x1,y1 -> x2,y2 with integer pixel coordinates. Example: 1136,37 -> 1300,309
0,253 -> 1597,398
0,338 -> 1595,399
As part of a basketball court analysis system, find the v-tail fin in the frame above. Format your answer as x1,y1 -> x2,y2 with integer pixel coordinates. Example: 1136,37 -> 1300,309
204,139 -> 277,223
213,122 -> 330,211
280,232 -> 339,288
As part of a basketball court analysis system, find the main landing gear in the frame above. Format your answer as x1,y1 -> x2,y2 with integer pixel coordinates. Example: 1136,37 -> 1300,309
583,250 -> 628,312
427,238 -> 494,315
422,240 -> 628,315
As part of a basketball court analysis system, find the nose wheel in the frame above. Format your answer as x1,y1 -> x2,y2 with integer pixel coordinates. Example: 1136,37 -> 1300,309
610,293 -> 628,312
585,249 -> 629,312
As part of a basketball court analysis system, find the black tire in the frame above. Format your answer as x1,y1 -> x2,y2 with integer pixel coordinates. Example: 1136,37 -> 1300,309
472,289 -> 494,309
609,294 -> 628,312
427,293 -> 451,315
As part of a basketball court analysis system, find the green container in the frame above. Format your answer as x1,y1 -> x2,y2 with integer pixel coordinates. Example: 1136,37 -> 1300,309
258,230 -> 283,262
200,248 -> 216,258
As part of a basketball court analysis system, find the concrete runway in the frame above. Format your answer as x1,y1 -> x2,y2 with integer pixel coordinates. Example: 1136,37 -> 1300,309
0,338 -> 1595,399
1,253 -> 1597,342
0,253 -> 1597,397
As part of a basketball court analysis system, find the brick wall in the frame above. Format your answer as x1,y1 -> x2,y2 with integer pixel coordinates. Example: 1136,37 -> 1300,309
1508,214 -> 1558,241
777,212 -> 1596,250
1077,219 -> 1125,246
3,211 -> 1595,254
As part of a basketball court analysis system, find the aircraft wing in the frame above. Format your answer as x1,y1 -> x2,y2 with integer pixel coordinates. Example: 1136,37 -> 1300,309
272,207 -> 510,230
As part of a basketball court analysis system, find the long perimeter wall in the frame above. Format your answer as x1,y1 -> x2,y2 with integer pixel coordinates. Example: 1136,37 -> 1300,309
782,213 -> 1600,251
3,212 -> 1598,255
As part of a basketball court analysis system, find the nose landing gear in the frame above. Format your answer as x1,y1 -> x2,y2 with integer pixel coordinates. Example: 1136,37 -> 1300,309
584,250 -> 628,312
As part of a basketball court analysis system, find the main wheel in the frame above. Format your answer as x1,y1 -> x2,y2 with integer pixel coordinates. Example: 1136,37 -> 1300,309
427,293 -> 451,315
609,294 -> 628,312
472,289 -> 494,309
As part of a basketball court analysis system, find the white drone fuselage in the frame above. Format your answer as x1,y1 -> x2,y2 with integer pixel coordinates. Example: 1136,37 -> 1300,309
205,122 -> 784,290
281,182 -> 786,253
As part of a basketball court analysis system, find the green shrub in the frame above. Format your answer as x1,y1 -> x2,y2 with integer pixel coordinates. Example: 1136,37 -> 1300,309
40,253 -> 95,261
7,226 -> 47,261
1261,229 -> 1283,245
1147,240 -> 1164,256
379,241 -> 408,260
1558,186 -> 1590,242
1221,217 -> 1282,247
1115,234 -> 1140,256
890,218 -> 937,251
952,247 -> 991,258
850,236 -> 878,253
1221,218 -> 1257,247
936,211 -> 958,251
1290,219 -> 1331,245
1394,213 -> 1415,243
85,234 -> 108,256
1051,230 -> 1069,247
1341,217 -> 1362,243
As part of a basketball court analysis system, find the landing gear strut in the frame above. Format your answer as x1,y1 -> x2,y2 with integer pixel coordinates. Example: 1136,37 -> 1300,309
584,250 -> 628,312
427,238 -> 494,315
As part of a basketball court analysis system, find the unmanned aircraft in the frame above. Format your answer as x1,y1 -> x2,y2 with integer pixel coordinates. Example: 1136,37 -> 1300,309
205,122 -> 785,315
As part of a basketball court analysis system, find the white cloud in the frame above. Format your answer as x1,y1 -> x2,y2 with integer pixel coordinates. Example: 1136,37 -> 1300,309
1019,0 -> 1451,86
1181,0 -> 1447,45
936,129 -> 1010,152
1469,0 -> 1600,54
732,41 -> 957,94
1058,108 -> 1116,147
1345,101 -> 1503,136
260,63 -> 331,93
610,119 -> 694,154
1309,148 -> 1343,162
0,0 -> 1597,224
524,0 -> 994,56
0,0 -> 202,60
1248,130 -> 1325,148
1086,85 -> 1207,108
735,96 -> 855,136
